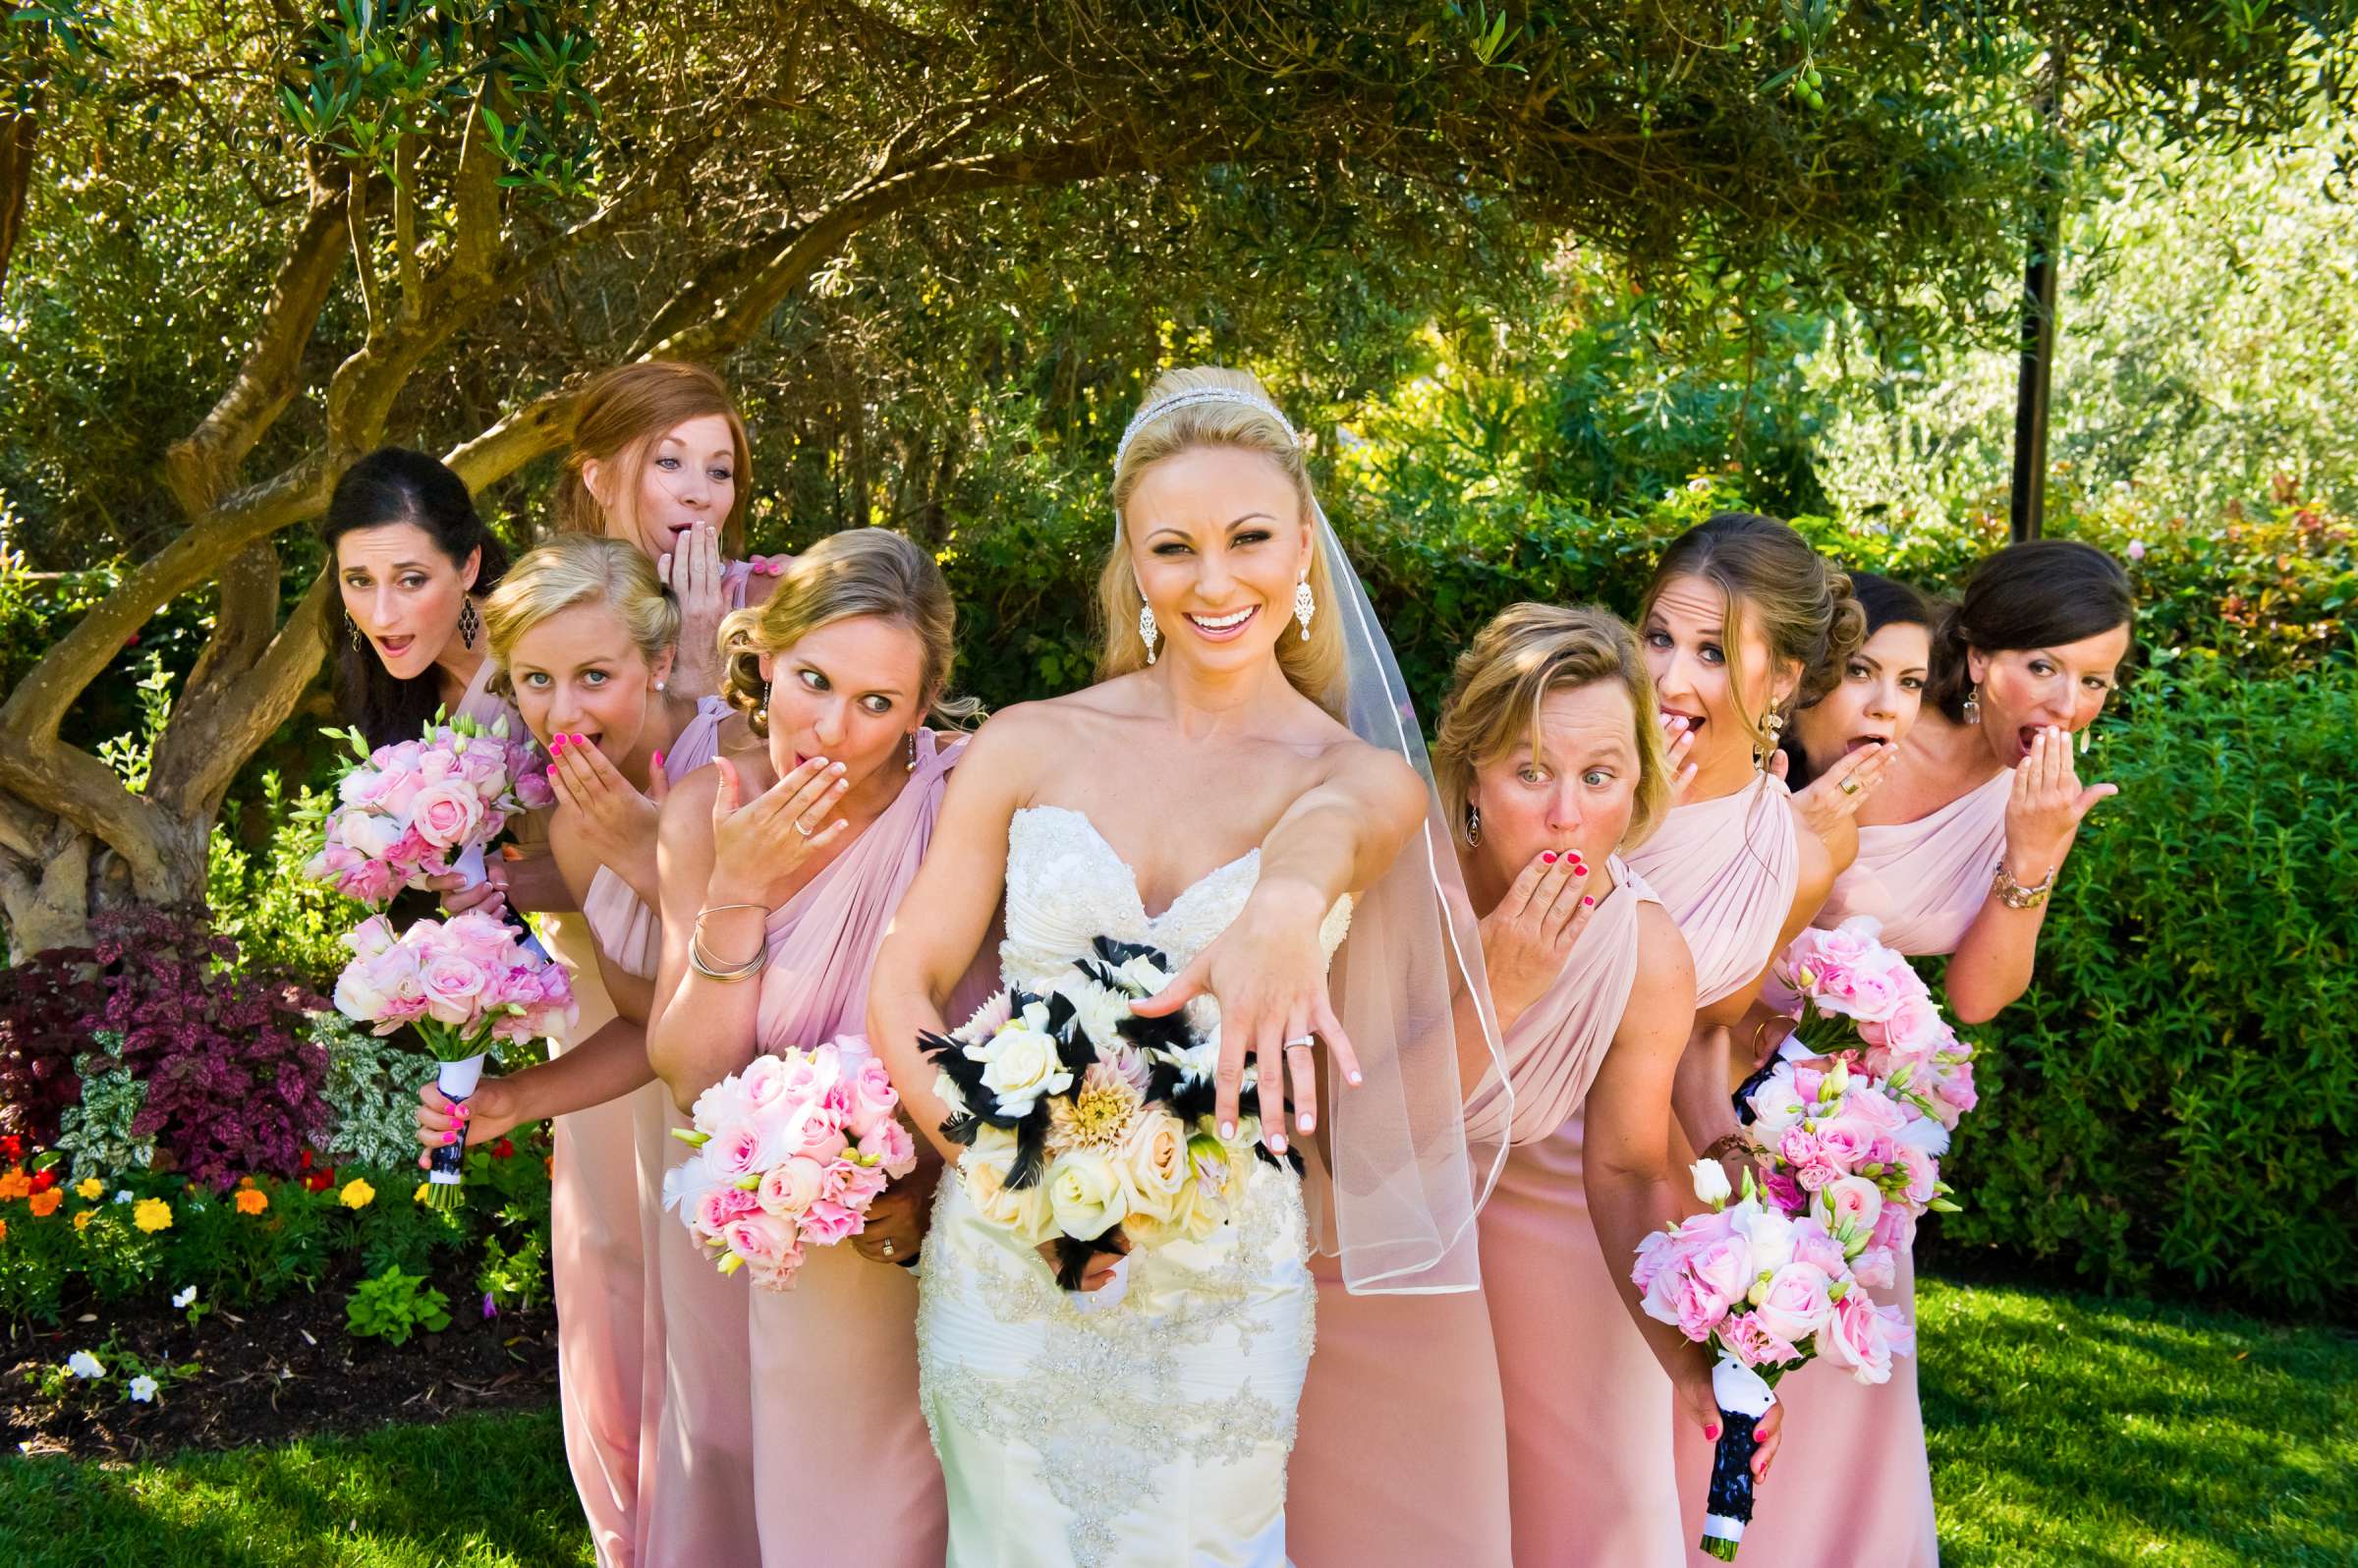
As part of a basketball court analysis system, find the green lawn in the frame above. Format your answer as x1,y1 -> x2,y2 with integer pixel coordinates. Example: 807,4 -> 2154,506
1,1278 -> 2349,1566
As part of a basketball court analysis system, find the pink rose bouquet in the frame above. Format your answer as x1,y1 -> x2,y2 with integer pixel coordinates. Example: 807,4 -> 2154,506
302,712 -> 553,909
1760,917 -> 1980,1131
1633,1161 -> 1915,1560
663,1041 -> 920,1289
330,909 -> 575,1209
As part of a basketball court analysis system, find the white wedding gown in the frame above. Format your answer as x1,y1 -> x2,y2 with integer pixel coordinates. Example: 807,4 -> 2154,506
918,805 -> 1352,1567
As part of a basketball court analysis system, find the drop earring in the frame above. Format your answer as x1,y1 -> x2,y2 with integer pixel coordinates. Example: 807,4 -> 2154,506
458,599 -> 479,649
906,731 -> 919,773
347,619 -> 363,651
1139,601 -> 1159,665
756,681 -> 770,725
2078,727 -> 2091,756
1464,806 -> 1482,847
1753,711 -> 1786,772
1962,685 -> 1983,725
1293,574 -> 1316,641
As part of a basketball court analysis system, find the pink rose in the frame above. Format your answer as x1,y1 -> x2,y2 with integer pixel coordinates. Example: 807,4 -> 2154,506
757,1155 -> 825,1216
1720,1311 -> 1801,1369
1796,1158 -> 1842,1192
696,1184 -> 761,1240
722,1212 -> 802,1273
836,1159 -> 890,1207
1892,1143 -> 1938,1205
1822,1290 -> 1905,1384
1850,1246 -> 1897,1290
798,1199 -> 862,1246
1860,992 -> 1947,1056
845,1054 -> 901,1136
790,1104 -> 849,1163
1778,1128 -> 1823,1168
1811,1117 -> 1875,1172
859,1118 -> 917,1178
1752,1261 -> 1835,1345
410,781 -> 487,851
1815,1174 -> 1885,1235
339,766 -> 395,809
418,950 -> 490,1028
1870,1204 -> 1916,1256
378,770 -> 424,820
705,1124 -> 777,1182
1762,1171 -> 1805,1213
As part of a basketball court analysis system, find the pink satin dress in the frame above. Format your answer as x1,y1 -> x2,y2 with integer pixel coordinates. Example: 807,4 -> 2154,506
1707,770 -> 2007,1568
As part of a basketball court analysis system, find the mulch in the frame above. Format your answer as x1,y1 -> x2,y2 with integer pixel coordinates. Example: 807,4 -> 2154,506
2,1248 -> 559,1464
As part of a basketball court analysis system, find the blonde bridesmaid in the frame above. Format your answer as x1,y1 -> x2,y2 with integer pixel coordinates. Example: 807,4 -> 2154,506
644,529 -> 990,1565
1729,541 -> 2132,1568
1290,605 -> 1727,1566
413,535 -> 721,1566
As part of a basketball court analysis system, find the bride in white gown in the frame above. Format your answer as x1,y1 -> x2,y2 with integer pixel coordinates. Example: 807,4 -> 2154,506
870,367 -> 1507,1567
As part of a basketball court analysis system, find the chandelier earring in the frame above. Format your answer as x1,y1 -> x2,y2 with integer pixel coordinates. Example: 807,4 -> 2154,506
347,618 -> 363,651
1139,601 -> 1159,665
1464,806 -> 1482,847
1962,685 -> 1983,725
1293,573 -> 1316,642
458,598 -> 479,649
1753,710 -> 1787,772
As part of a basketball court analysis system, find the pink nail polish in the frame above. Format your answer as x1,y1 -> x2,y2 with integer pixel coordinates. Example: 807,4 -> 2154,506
1582,895 -> 1595,907
651,751 -> 665,769
1541,851 -> 1557,865
1573,865 -> 1588,876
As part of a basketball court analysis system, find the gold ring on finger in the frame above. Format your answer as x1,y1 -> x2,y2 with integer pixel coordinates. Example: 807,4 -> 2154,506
1840,778 -> 1862,796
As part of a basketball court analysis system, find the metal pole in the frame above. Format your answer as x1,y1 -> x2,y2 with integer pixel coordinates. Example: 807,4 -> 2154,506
2009,40 -> 2067,544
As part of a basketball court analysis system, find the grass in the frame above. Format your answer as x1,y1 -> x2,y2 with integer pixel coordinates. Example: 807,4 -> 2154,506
1919,1278 -> 2357,1566
1,1278 -> 2349,1566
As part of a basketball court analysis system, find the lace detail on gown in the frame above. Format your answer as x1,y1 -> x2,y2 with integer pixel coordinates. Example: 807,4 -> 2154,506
917,805 -> 1350,1568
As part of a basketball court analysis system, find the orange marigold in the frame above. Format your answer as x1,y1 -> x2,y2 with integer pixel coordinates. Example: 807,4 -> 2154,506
0,1168 -> 28,1202
27,1189 -> 62,1218
74,1210 -> 93,1232
234,1188 -> 269,1216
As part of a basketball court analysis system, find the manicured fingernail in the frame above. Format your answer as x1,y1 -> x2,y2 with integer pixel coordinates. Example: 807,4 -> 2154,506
1541,852 -> 1557,865
1347,1070 -> 1364,1086
1269,1134 -> 1287,1154
444,1131 -> 456,1145
547,735 -> 565,753
1582,895 -> 1595,907
1219,1120 -> 1235,1140
1573,865 -> 1588,876
831,761 -> 847,774
544,766 -> 558,781
1300,1113 -> 1315,1133
651,751 -> 665,769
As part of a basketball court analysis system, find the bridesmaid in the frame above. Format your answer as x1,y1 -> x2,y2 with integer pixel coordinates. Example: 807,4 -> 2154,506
643,528 -> 988,1565
1776,573 -> 1935,873
1624,514 -> 1862,1564
414,534 -> 716,1566
1291,604 -> 1742,1565
1728,540 -> 2131,1568
554,358 -> 783,699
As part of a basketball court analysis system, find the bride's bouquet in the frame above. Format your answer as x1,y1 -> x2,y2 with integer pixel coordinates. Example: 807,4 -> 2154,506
301,712 -> 553,908
1760,917 -> 1980,1133
1634,1161 -> 1915,1561
663,1042 -> 920,1289
331,910 -> 575,1208
920,936 -> 1292,1290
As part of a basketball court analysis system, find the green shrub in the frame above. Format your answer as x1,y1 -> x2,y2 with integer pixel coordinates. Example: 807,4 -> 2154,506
314,1014 -> 444,1173
345,1264 -> 451,1345
1935,656 -> 2358,1312
50,1041 -> 155,1181
205,771 -> 356,989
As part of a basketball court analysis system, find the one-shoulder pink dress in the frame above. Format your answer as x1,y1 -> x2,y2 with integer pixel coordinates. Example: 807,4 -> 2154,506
1703,770 -> 2007,1568
1636,783 -> 1838,1567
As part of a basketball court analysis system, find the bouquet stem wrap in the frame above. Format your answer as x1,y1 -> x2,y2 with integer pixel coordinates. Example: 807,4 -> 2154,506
423,1052 -> 486,1210
1701,1357 -> 1782,1560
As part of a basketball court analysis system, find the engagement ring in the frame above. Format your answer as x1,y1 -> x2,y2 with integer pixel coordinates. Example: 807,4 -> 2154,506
1840,778 -> 1862,795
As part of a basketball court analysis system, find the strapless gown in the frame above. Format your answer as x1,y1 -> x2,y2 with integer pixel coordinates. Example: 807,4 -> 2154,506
916,805 -> 1351,1568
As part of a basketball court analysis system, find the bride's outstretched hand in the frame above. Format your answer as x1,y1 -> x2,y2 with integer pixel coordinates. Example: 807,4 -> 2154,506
1132,877 -> 1360,1156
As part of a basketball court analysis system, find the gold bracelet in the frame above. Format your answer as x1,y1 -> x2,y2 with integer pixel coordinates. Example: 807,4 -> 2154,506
1991,861 -> 2056,910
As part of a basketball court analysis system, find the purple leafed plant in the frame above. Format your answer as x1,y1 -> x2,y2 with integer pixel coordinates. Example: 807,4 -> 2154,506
83,907 -> 331,1191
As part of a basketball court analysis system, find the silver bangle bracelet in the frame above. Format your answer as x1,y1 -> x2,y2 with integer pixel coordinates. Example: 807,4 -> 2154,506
689,919 -> 766,982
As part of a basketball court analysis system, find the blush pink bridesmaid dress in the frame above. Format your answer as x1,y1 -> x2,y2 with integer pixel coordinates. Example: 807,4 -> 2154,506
1696,770 -> 2008,1568
550,698 -> 739,1568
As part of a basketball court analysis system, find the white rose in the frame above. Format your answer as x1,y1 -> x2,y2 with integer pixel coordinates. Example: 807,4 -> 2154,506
1689,1157 -> 1732,1207
1727,1198 -> 1797,1278
1062,980 -> 1134,1049
1115,953 -> 1171,996
963,1130 -> 1054,1244
969,1017 -> 1072,1118
341,811 -> 406,861
1744,1063 -> 1809,1142
1045,1148 -> 1129,1242
1120,1113 -> 1192,1223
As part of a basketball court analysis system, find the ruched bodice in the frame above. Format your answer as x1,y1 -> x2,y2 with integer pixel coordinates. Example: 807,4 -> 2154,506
1818,767 -> 2009,956
581,697 -> 731,980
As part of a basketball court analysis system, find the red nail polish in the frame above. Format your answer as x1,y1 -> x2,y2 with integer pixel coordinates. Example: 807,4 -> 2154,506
1541,852 -> 1557,865
1573,865 -> 1588,876
1582,895 -> 1595,907
1707,1424 -> 1720,1440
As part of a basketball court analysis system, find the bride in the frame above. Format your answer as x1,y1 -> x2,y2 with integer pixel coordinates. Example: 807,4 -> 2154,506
869,366 -> 1504,1566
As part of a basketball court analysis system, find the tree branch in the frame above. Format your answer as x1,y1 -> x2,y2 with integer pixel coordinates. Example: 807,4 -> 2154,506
161,181 -> 349,518
149,572 -> 334,820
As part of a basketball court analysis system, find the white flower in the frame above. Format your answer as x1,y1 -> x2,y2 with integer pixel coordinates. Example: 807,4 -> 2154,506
1689,1158 -> 1732,1207
1061,980 -> 1134,1049
967,1009 -> 1072,1118
67,1352 -> 103,1379
1045,1148 -> 1129,1242
1114,953 -> 1171,997
1893,1115 -> 1951,1158
112,1190 -> 133,1204
171,1286 -> 196,1310
1165,1037 -> 1221,1085
932,1068 -> 971,1119
128,1375 -> 158,1404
